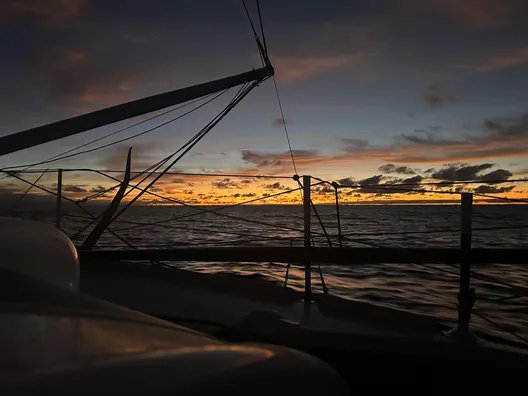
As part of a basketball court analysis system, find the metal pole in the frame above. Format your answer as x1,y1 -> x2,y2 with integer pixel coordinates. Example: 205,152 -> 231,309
55,169 -> 62,229
333,183 -> 343,248
459,192 -> 473,327
303,175 -> 312,301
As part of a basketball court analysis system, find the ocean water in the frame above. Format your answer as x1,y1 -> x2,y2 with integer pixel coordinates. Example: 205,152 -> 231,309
5,203 -> 528,343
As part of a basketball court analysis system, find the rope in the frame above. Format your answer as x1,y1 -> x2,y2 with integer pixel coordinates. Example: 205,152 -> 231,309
310,199 -> 332,247
333,184 -> 343,247
1,94 -> 218,174
9,168 -> 48,211
272,76 -> 297,175
241,0 -> 267,65
5,169 -> 295,179
2,171 -> 134,249
108,81 -> 264,225
474,193 -> 528,204
256,0 -> 268,55
113,186 -> 303,232
472,310 -> 528,346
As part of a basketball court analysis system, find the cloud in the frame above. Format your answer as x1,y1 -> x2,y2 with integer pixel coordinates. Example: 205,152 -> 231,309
474,185 -> 515,194
63,185 -> 86,193
422,83 -> 456,108
211,178 -> 240,189
263,182 -> 289,191
240,149 -> 317,169
430,163 -> 495,180
272,118 -> 293,128
334,174 -> 425,194
273,55 -> 351,82
470,45 -> 528,72
378,164 -> 418,175
0,0 -> 84,24
90,185 -> 107,193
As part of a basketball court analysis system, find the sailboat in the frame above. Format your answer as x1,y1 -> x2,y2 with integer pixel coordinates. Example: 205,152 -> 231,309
0,2 -> 527,391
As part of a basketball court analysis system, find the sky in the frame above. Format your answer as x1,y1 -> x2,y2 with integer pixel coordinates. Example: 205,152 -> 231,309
0,0 -> 527,205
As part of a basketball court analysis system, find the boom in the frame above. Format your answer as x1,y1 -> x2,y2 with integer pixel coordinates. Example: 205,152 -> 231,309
0,65 -> 273,156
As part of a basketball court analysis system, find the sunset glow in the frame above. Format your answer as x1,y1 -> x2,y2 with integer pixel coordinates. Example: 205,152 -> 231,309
0,0 -> 527,206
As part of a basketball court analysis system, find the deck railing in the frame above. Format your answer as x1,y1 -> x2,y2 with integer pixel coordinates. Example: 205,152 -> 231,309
1,167 -> 528,344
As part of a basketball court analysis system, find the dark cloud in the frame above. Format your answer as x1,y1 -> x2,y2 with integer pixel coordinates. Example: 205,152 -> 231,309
473,185 -> 515,194
430,163 -> 494,180
429,163 -> 513,182
240,177 -> 258,184
272,118 -> 293,128
264,182 -> 289,191
212,178 -> 239,189
400,175 -> 424,184
378,163 -> 418,175
90,185 -> 106,192
240,149 -> 317,168
241,192 -> 256,197
314,185 -> 334,194
422,83 -> 456,108
334,173 -> 426,194
63,185 -> 86,192
335,176 -> 356,185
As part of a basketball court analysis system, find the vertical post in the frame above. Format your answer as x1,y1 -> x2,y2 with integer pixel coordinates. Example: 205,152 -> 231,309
55,169 -> 63,230
459,192 -> 473,327
303,175 -> 312,301
333,183 -> 343,248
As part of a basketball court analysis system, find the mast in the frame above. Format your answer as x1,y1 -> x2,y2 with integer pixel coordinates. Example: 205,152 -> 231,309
0,65 -> 273,156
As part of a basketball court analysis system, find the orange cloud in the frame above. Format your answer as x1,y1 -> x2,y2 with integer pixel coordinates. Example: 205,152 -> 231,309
472,46 -> 528,72
273,55 -> 351,82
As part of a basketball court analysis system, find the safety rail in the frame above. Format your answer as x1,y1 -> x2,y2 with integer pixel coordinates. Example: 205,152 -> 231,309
1,168 -> 528,345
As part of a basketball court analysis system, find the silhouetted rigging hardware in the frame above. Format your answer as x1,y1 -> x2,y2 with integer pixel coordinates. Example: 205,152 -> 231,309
0,92 -> 221,173
0,67 -> 273,156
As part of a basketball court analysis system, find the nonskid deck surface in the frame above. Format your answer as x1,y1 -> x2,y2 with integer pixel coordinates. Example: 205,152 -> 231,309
80,260 -> 443,339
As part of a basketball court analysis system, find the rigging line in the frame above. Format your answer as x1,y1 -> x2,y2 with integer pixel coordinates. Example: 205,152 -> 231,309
112,180 -> 325,236
96,216 -> 300,243
18,168 -> 294,179
272,76 -> 297,175
109,81 -> 260,224
471,310 -> 528,346
1,94 -> 217,174
241,0 -> 267,65
3,89 -> 230,171
107,179 -> 326,235
336,179 -> 528,188
9,168 -> 48,212
255,0 -> 268,54
352,185 -> 461,195
473,193 -> 528,204
340,224 -> 528,237
79,154 -> 175,202
339,230 -> 528,291
112,184 -> 304,232
2,170 -> 134,248
77,82 -> 241,203
100,83 -> 251,208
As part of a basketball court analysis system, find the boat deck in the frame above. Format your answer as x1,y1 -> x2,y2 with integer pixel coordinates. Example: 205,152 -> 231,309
80,260 -> 444,340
